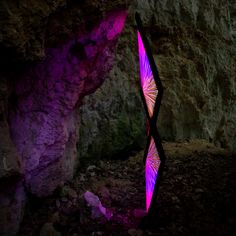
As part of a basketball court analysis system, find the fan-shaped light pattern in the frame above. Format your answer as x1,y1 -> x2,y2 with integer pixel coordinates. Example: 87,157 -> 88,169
138,31 -> 158,118
145,137 -> 161,211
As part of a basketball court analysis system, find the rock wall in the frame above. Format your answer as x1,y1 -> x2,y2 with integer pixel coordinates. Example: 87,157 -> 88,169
0,77 -> 25,236
78,18 -> 146,160
230,0 -> 236,39
9,9 -> 127,197
0,1 -> 129,235
79,0 -> 236,158
141,0 -> 236,149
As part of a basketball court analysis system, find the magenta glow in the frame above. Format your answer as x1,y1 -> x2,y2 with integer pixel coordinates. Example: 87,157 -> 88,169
137,30 -> 161,212
137,31 -> 158,118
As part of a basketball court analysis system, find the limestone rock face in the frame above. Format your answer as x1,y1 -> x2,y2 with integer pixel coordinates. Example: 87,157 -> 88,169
78,19 -> 146,160
8,10 -> 127,197
142,0 -> 236,149
0,179 -> 25,236
0,77 -> 24,236
230,0 -> 236,39
0,77 -> 21,179
0,0 -> 131,62
0,1 -> 129,235
79,0 -> 236,154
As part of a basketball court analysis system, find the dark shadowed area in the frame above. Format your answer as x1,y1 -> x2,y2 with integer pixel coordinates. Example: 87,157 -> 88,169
19,141 -> 236,236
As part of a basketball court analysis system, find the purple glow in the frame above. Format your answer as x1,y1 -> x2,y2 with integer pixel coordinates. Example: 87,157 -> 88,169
138,31 -> 161,212
9,10 -> 127,197
137,32 -> 158,118
145,137 -> 161,211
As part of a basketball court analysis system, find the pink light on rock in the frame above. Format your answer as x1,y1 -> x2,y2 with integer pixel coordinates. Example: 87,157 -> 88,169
9,10 -> 127,197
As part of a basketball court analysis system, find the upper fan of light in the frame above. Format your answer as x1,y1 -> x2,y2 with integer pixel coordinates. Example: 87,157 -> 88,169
137,31 -> 158,118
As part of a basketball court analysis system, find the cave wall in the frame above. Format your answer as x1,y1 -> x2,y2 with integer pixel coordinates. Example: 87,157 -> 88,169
0,1 -> 129,235
144,0 -> 236,150
0,77 -> 25,236
230,0 -> 236,40
78,17 -> 146,160
8,9 -> 127,197
79,0 -> 236,160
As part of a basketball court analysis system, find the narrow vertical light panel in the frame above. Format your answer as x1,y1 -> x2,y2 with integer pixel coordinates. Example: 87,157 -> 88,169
145,137 -> 161,211
138,31 -> 161,212
136,12 -> 165,214
137,31 -> 158,118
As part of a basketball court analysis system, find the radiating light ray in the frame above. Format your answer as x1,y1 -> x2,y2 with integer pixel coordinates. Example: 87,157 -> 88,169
145,137 -> 161,211
138,31 -> 158,118
138,30 -> 162,212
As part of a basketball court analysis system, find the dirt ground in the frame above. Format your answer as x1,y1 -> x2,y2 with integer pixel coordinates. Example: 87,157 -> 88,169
19,140 -> 236,236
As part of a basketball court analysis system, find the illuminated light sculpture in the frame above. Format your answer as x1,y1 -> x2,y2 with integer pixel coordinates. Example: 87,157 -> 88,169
135,13 -> 166,214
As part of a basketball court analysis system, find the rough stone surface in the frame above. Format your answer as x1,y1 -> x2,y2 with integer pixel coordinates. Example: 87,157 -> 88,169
78,19 -> 146,160
0,0 -> 132,62
230,0 -> 236,39
0,1 -> 129,234
0,77 -> 24,236
0,77 -> 21,179
79,0 -> 236,157
0,178 -> 25,236
39,223 -> 61,236
8,9 -> 127,197
145,0 -> 236,150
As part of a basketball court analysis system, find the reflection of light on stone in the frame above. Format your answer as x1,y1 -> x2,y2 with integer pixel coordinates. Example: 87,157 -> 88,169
9,10 -> 127,197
